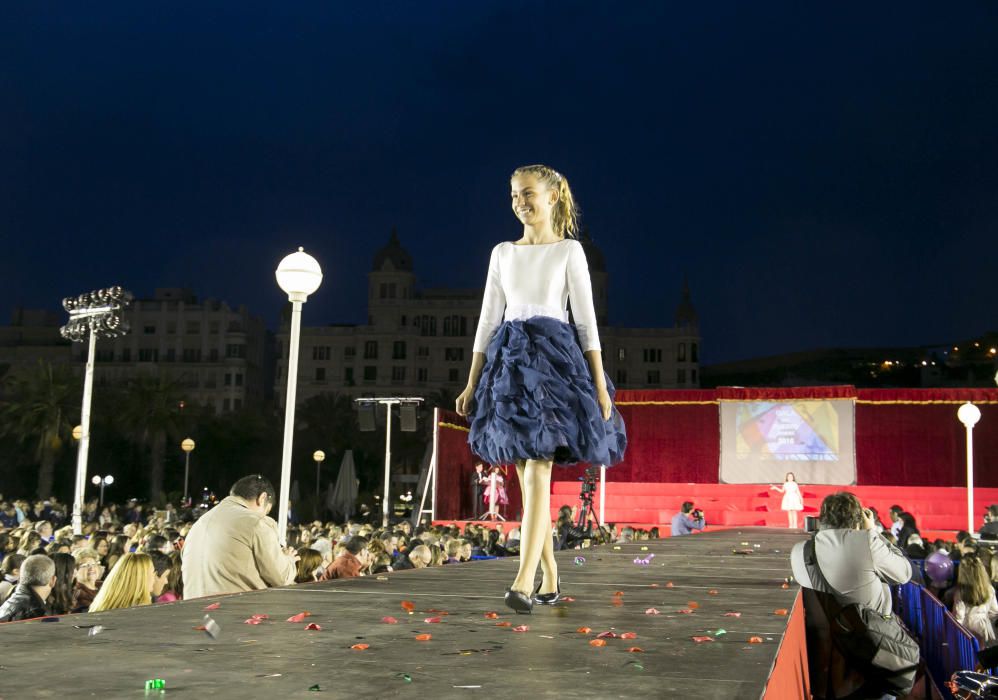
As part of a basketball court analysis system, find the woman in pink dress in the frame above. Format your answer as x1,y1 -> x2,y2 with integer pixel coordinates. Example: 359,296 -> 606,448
483,466 -> 509,513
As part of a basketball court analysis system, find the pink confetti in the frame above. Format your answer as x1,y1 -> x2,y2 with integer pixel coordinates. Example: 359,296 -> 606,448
203,603 -> 221,611
424,617 -> 442,624
620,632 -> 637,640
249,614 -> 269,620
512,625 -> 529,632
381,616 -> 399,624
560,596 -> 576,603
691,636 -> 715,643
645,608 -> 661,615
244,618 -> 263,625
596,631 -> 618,639
677,609 -> 694,614
723,612 -> 742,618
304,623 -> 321,631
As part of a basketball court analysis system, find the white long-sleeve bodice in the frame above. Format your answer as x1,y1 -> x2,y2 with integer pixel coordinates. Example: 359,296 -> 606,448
472,239 -> 601,354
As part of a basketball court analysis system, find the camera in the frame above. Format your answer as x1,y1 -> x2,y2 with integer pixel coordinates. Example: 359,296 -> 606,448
692,508 -> 704,520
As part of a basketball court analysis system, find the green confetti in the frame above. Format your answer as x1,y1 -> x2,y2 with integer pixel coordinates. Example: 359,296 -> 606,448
715,629 -> 727,636
309,684 -> 322,692
396,673 -> 413,683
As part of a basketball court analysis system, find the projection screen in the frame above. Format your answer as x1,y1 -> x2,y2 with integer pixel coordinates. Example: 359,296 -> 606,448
719,399 -> 856,484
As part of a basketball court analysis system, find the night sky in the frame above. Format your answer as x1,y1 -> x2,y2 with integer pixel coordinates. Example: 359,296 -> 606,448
2,3 -> 996,365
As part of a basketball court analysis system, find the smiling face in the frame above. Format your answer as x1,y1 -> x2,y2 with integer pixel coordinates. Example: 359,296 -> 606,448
511,174 -> 558,230
786,472 -> 796,482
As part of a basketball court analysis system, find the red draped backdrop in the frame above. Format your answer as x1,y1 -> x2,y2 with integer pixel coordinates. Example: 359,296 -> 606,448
433,388 -> 998,520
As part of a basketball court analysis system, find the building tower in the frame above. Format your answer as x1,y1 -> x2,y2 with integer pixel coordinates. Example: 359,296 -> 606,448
367,229 -> 416,330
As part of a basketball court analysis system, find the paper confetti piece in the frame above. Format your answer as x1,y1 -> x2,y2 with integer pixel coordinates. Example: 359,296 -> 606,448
781,582 -> 790,589
576,627 -> 592,634
714,629 -> 727,637
691,636 -> 715,643
748,636 -> 764,644
613,546 -> 621,550
649,583 -> 660,588
309,684 -> 322,691
401,600 -> 415,612
512,625 -> 529,632
287,612 -> 312,623
382,616 -> 399,624
496,621 -> 512,627
424,617 -> 442,624
203,602 -> 221,611
484,612 -> 499,619
415,633 -> 432,641
645,608 -> 661,615
193,625 -> 206,631
350,643 -> 369,650
396,673 -> 412,683
620,632 -> 638,640
665,581 -> 675,588
723,612 -> 742,617
589,639 -> 607,647
613,591 -> 624,596
244,618 -> 263,625
627,647 -> 644,653
640,546 -> 649,551
574,556 -> 586,565
708,589 -> 719,595
687,601 -> 700,609
250,614 -> 269,620
561,596 -> 576,602
304,623 -> 322,631
596,631 -> 619,639
677,609 -> 694,614
87,625 -> 104,638
773,608 -> 788,616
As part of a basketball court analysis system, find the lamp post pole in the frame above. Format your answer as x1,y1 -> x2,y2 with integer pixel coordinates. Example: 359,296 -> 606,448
313,450 -> 325,521
91,475 -> 113,508
958,402 -> 982,534
275,247 -> 323,544
61,286 -> 132,535
181,438 -> 196,505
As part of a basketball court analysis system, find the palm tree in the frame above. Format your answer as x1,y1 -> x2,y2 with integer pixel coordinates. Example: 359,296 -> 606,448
114,373 -> 184,504
0,361 -> 79,498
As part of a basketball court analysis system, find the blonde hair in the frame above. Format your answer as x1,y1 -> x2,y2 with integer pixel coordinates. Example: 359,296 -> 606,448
89,552 -> 153,612
511,164 -> 580,239
957,555 -> 992,608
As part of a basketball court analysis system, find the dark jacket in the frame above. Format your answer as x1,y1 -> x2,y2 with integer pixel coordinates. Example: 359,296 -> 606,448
0,583 -> 50,623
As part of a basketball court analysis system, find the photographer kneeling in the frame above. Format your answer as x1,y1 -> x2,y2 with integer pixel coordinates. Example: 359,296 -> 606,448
791,492 -> 917,699
670,502 -> 705,537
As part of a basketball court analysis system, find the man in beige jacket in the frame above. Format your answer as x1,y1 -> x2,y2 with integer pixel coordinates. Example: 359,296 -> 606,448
182,475 -> 298,599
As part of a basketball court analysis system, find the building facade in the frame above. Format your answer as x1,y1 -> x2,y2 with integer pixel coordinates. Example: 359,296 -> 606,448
276,231 -> 701,406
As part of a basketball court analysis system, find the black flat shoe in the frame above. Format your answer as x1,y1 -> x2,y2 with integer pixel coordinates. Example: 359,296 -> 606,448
534,577 -> 561,605
504,588 -> 533,614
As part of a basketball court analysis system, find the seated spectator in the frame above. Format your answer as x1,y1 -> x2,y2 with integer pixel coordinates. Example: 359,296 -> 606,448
0,553 -> 25,603
953,554 -> 998,643
323,536 -> 369,580
444,539 -> 462,564
370,553 -> 393,574
408,545 -> 432,569
48,552 -> 77,615
143,534 -> 173,555
296,548 -> 323,583
791,492 -> 914,699
17,531 -> 43,556
165,551 -> 184,601
0,554 -> 55,622
148,552 -> 174,602
905,534 -> 927,560
105,534 -> 130,571
981,505 -> 998,540
72,548 -> 103,613
616,526 -> 635,543
34,520 -> 54,542
89,552 -> 155,613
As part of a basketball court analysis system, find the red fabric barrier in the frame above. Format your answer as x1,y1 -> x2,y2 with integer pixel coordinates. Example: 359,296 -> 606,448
763,590 -> 810,700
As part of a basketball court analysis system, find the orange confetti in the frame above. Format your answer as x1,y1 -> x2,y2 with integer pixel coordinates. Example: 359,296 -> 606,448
665,581 -> 675,588
512,625 -> 529,632
495,621 -> 512,627
576,626 -> 592,634
613,591 -> 624,596
484,612 -> 499,619
401,600 -> 415,612
748,636 -> 764,644
620,632 -> 637,640
691,636 -> 714,643
774,608 -> 788,616
589,639 -> 607,647
612,598 -> 624,607
708,589 -> 719,595
193,625 -> 207,631
424,617 -> 442,624
381,616 -> 399,624
627,647 -> 644,653
415,633 -> 432,641
781,582 -> 790,589
244,618 -> 263,625
687,601 -> 700,609
350,643 -> 369,650
650,583 -> 660,588
286,612 -> 312,622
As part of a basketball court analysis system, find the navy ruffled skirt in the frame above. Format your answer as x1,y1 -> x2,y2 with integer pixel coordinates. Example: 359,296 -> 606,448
468,316 -> 627,467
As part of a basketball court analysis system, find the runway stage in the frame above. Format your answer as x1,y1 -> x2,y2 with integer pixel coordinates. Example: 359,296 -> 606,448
0,529 -> 806,699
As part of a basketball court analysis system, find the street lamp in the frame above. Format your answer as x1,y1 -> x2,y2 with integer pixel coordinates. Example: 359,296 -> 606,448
90,474 -> 114,507
354,397 -> 423,527
275,247 -> 323,544
313,450 -> 326,520
61,286 -> 132,535
958,402 -> 982,534
181,438 -> 196,505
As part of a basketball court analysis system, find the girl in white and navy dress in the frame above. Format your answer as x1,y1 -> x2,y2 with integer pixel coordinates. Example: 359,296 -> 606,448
456,164 -> 627,614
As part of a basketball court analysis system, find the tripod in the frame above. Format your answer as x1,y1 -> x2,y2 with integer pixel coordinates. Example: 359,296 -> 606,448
574,484 -> 606,545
